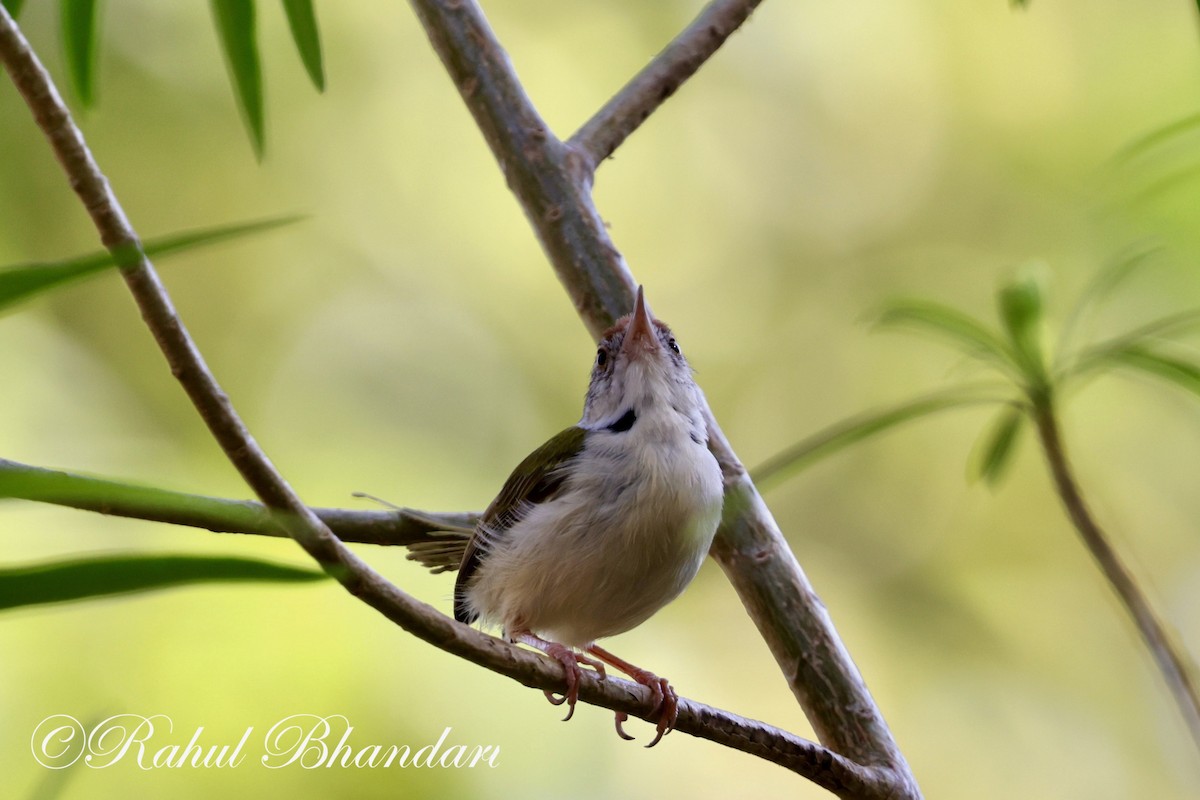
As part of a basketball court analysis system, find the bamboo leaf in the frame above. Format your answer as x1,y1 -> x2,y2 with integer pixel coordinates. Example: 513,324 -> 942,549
0,554 -> 326,612
0,214 -> 302,314
210,0 -> 264,157
877,299 -> 1021,376
970,405 -> 1025,486
282,0 -> 324,91
60,0 -> 99,106
751,387 -> 1006,489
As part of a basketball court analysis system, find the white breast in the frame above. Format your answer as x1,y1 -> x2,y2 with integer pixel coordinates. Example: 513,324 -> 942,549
465,402 -> 723,648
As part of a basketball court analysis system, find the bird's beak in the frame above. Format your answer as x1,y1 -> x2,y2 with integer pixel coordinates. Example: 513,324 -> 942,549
621,285 -> 658,358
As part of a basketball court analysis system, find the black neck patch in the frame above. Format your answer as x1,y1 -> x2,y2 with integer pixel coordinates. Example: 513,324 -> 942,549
605,408 -> 637,433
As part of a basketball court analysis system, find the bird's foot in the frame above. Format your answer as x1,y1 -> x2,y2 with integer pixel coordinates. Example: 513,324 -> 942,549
586,644 -> 678,747
512,632 -> 606,722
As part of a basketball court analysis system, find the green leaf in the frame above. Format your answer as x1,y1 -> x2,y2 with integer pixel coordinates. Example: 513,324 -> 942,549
751,387 -> 1007,489
1063,308 -> 1200,383
0,214 -> 302,314
1080,244 -> 1161,309
210,0 -> 264,158
0,554 -> 326,612
3,0 -> 27,20
1056,244 -> 1161,366
282,0 -> 324,91
877,299 -> 1022,377
1105,345 -> 1200,399
970,405 -> 1025,486
1112,111 -> 1200,168
60,0 -> 99,106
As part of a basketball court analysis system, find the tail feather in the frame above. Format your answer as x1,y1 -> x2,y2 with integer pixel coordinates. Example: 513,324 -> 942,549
405,531 -> 471,573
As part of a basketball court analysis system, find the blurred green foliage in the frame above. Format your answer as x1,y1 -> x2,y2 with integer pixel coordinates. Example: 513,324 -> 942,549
2,1 -> 1200,799
0,215 -> 300,314
0,553 -> 325,611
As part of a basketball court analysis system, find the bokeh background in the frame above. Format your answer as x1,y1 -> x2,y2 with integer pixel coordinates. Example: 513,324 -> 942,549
2,0 -> 1200,797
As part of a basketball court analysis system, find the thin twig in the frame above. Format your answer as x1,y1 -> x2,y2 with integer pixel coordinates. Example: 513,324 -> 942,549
407,1 -> 920,795
569,0 -> 764,172
1034,403 -> 1200,750
0,7 -> 881,790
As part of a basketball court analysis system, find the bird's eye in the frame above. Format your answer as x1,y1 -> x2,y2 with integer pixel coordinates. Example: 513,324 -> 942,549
596,348 -> 608,367
667,338 -> 681,355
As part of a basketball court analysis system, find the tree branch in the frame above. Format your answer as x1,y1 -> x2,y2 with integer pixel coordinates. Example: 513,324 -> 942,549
1034,402 -> 1200,750
0,7 -> 889,793
407,1 -> 920,796
569,0 -> 764,173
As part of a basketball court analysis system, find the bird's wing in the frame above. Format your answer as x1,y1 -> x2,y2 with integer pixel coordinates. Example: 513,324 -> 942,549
453,425 -> 588,624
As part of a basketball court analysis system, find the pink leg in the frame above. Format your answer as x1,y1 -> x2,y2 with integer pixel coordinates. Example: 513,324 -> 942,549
512,631 -> 606,722
585,644 -> 678,748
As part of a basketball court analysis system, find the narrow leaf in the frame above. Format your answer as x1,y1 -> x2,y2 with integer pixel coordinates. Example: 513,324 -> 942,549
210,0 -> 264,157
1106,345 -> 1200,399
877,299 -> 1021,377
1056,243 -> 1161,365
970,405 -> 1025,486
0,214 -> 302,314
751,387 -> 1006,489
1081,245 -> 1161,309
1112,111 -> 1200,168
1063,309 -> 1200,383
0,554 -> 326,612
3,0 -> 27,20
60,0 -> 99,106
282,0 -> 324,91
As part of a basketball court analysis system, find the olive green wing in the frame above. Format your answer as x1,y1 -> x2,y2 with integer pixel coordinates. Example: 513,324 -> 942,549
453,425 -> 587,624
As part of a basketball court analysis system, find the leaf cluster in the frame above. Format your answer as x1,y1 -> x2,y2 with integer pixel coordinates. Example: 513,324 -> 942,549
2,0 -> 325,156
754,253 -> 1200,489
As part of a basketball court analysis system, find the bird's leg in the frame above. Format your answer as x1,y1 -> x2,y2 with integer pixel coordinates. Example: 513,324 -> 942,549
511,630 -> 606,722
585,644 -> 678,747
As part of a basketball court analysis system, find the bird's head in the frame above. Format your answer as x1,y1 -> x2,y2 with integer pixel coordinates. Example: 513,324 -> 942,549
581,286 -> 701,430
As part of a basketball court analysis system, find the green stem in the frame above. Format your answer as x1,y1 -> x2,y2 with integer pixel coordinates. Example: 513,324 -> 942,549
1033,402 -> 1200,752
0,458 -> 476,547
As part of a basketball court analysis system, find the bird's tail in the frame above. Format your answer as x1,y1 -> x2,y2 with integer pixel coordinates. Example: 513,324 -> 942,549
353,494 -> 474,573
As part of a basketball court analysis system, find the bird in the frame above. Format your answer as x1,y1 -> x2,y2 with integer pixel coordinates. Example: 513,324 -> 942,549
408,285 -> 724,746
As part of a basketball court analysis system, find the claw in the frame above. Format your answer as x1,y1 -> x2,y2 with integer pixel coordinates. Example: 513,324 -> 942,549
643,676 -> 677,748
613,711 -> 636,741
513,631 -> 605,723
585,644 -> 680,747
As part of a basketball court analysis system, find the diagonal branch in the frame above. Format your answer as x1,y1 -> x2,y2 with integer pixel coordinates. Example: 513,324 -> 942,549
569,0 -> 764,172
0,458 -> 872,787
0,6 -> 884,792
408,1 -> 920,796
